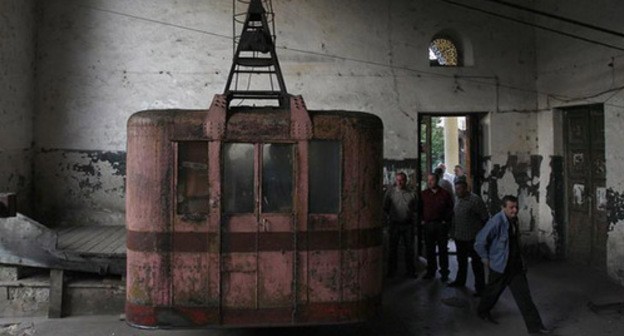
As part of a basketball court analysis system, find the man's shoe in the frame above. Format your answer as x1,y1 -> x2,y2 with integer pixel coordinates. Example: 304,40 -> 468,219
440,275 -> 449,282
405,271 -> 419,279
477,312 -> 499,325
447,281 -> 465,288
422,272 -> 435,280
386,271 -> 396,278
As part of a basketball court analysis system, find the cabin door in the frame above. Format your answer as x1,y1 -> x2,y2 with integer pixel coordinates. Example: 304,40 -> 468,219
220,143 -> 296,321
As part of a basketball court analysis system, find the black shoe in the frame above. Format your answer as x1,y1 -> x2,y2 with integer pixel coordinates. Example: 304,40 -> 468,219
440,275 -> 449,282
405,271 -> 419,279
387,271 -> 396,278
477,312 -> 499,325
422,272 -> 435,280
473,292 -> 482,298
447,281 -> 465,288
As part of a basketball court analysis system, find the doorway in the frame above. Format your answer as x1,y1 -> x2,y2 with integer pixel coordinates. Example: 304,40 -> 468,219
417,114 -> 485,193
563,104 -> 607,270
416,113 -> 486,256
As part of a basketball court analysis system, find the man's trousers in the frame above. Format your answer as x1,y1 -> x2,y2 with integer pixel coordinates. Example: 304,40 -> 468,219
388,224 -> 415,274
424,221 -> 449,277
478,268 -> 544,333
454,239 -> 485,293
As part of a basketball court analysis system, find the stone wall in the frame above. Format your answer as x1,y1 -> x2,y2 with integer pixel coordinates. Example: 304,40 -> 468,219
0,0 -> 36,215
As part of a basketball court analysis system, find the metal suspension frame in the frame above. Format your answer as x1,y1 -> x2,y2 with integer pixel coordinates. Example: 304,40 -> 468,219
226,0 -> 289,108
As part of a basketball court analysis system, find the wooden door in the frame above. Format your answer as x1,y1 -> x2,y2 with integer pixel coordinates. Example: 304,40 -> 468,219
564,105 -> 607,270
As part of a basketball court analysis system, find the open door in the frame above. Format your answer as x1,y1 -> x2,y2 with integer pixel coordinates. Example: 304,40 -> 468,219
417,114 -> 484,192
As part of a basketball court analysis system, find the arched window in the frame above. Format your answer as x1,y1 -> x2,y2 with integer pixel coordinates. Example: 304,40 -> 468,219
429,37 -> 460,67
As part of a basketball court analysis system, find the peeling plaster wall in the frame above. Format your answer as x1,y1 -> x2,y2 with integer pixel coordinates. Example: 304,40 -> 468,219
0,0 -> 36,215
30,0 -> 540,227
479,111 -> 541,250
535,0 -> 624,284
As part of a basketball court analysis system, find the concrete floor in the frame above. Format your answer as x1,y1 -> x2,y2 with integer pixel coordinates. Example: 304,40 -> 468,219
1,259 -> 623,336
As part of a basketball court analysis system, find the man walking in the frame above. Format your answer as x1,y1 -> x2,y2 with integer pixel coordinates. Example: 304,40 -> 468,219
384,172 -> 418,278
474,195 -> 551,334
420,172 -> 454,281
448,180 -> 488,296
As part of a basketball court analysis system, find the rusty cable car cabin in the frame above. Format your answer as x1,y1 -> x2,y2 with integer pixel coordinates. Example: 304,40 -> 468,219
125,0 -> 384,328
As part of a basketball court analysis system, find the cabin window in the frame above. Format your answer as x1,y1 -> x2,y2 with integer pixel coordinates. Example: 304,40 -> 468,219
262,144 -> 294,213
176,142 -> 209,215
309,141 -> 341,213
223,143 -> 255,213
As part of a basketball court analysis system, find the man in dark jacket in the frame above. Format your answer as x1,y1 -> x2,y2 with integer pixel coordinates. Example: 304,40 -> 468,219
420,172 -> 453,281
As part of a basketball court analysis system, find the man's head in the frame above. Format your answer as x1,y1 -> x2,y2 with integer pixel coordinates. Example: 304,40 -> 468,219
427,172 -> 439,190
501,195 -> 519,219
433,167 -> 444,179
454,165 -> 464,176
454,180 -> 468,198
395,172 -> 407,189
437,163 -> 447,173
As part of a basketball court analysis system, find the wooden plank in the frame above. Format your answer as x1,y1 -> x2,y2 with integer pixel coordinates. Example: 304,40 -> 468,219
56,226 -> 88,249
60,227 -> 105,251
77,227 -> 120,253
100,227 -> 127,254
86,227 -> 125,254
48,269 -> 64,318
67,226 -> 111,251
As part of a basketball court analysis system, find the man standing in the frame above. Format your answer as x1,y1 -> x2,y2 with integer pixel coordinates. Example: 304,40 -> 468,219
420,172 -> 454,281
434,167 -> 454,196
474,195 -> 551,334
437,162 -> 455,184
384,172 -> 418,278
448,180 -> 488,296
453,164 -> 466,184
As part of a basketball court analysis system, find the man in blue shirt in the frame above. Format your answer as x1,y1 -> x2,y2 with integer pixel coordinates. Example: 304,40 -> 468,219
474,195 -> 551,335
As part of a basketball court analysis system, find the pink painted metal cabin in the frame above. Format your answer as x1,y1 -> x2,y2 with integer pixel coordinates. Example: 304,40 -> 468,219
125,0 -> 384,328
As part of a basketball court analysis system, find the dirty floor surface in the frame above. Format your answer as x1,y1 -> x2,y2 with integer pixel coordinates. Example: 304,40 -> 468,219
1,259 -> 623,336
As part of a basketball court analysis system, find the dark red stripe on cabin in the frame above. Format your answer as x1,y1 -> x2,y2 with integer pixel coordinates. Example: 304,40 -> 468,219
126,296 -> 380,327
127,227 -> 382,253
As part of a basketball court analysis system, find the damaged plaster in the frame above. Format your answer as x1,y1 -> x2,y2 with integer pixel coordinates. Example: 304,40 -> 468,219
480,154 -> 542,214
479,154 -> 545,255
34,149 -> 126,227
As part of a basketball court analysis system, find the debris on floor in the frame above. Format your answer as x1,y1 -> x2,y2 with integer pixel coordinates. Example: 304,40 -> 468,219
0,322 -> 36,336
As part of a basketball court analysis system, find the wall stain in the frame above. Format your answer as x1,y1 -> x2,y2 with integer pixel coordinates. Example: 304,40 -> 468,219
607,188 -> 624,231
480,154 -> 542,218
545,156 -> 565,256
39,148 -> 125,199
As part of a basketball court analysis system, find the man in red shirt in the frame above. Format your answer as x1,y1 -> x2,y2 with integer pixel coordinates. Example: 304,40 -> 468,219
420,172 -> 454,281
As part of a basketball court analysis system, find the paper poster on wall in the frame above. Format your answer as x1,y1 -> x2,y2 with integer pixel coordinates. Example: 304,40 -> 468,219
596,187 -> 607,211
573,153 -> 584,167
573,184 -> 584,205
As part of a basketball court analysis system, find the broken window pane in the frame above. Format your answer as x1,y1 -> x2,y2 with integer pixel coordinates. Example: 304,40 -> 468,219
223,143 -> 255,213
309,141 -> 341,213
177,142 -> 209,215
262,144 -> 294,213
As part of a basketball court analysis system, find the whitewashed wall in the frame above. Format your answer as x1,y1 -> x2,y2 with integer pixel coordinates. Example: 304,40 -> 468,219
28,0 -> 540,227
534,0 -> 624,284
